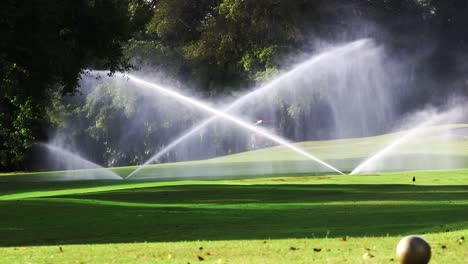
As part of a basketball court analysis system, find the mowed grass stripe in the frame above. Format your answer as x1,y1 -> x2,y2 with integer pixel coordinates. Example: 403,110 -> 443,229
2,170 -> 468,200
0,181 -> 250,200
0,231 -> 466,263
26,197 -> 468,209
1,197 -> 467,246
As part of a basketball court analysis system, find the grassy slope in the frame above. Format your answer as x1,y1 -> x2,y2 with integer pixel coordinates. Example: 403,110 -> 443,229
129,124 -> 468,178
0,171 -> 467,263
2,124 -> 467,181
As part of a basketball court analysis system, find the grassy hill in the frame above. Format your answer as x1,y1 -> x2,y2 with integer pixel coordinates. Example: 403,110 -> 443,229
128,124 -> 468,179
1,124 -> 468,182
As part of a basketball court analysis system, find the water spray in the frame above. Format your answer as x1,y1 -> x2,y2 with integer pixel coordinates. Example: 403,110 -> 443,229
117,74 -> 345,178
41,143 -> 123,180
350,107 -> 462,175
120,40 -> 372,178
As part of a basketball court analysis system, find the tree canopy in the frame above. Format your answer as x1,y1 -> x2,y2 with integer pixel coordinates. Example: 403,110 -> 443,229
0,0 -> 153,169
1,0 -> 468,171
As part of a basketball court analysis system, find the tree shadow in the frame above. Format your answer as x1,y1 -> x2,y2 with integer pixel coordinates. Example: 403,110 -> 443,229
0,184 -> 467,246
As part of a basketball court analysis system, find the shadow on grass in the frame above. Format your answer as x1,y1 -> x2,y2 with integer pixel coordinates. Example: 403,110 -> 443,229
1,184 -> 467,246
62,184 -> 468,203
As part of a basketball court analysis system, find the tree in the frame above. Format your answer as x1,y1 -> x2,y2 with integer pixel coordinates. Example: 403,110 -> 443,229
0,0 -> 152,170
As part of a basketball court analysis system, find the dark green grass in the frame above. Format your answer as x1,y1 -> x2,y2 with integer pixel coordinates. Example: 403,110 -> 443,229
1,173 -> 467,247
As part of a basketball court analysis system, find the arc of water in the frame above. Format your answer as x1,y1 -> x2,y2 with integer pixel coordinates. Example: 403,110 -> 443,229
350,108 -> 461,175
41,143 -> 123,180
122,75 -> 344,178
124,39 -> 371,178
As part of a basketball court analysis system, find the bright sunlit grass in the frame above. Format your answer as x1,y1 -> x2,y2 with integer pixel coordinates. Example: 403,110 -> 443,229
0,170 -> 467,263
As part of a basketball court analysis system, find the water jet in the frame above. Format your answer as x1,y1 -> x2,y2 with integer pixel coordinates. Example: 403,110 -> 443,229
114,74 -> 345,178
40,143 -> 122,181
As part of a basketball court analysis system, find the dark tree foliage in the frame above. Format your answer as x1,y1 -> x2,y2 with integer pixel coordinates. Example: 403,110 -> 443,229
3,0 -> 468,171
131,0 -> 468,95
0,0 -> 152,170
428,1 -> 468,78
157,0 -> 467,103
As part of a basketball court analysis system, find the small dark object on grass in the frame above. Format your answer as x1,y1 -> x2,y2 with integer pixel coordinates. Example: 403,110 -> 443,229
412,176 -> 416,182
458,236 -> 464,244
289,246 -> 298,251
313,248 -> 322,252
441,245 -> 447,249
340,236 -> 348,241
198,255 -> 204,261
363,252 -> 375,259
59,246 -> 63,252
199,246 -> 203,250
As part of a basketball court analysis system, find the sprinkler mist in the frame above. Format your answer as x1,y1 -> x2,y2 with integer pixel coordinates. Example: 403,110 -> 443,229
41,143 -> 123,180
351,107 -> 463,175
113,74 -> 345,178
122,39 -> 371,178
350,119 -> 439,175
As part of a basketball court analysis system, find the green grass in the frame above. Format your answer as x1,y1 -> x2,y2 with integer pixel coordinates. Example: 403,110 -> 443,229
1,126 -> 468,262
1,232 -> 466,263
0,171 -> 467,263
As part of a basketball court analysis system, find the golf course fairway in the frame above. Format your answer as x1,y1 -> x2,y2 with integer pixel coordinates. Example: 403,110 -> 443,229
1,170 -> 467,263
